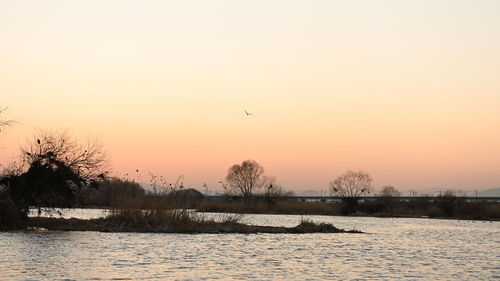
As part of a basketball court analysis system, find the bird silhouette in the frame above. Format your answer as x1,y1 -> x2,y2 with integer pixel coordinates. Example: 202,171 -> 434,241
245,110 -> 252,116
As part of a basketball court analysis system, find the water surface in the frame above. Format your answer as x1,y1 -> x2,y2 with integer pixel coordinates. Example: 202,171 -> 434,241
1,212 -> 499,280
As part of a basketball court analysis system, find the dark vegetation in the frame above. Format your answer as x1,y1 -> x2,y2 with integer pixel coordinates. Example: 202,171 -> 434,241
198,197 -> 340,215
2,170 -> 357,233
1,130 -> 107,219
198,194 -> 500,220
75,177 -> 203,209
26,212 -> 360,234
0,197 -> 22,230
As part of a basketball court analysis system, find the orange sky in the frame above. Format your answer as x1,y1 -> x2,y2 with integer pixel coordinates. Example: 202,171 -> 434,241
1,1 -> 499,194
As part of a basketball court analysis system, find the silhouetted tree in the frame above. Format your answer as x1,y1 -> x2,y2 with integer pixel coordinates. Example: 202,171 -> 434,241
330,170 -> 372,197
1,130 -> 108,218
22,130 -> 107,181
3,155 -> 85,217
329,170 -> 372,214
225,160 -> 271,197
380,185 -> 401,197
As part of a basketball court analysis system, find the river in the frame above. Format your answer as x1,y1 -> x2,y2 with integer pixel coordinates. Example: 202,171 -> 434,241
0,210 -> 498,280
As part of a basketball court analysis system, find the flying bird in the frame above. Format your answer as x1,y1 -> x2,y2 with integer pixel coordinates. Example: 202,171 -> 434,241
245,110 -> 252,116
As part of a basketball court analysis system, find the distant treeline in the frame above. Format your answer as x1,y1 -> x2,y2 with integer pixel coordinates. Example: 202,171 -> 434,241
76,177 -> 204,209
197,195 -> 500,220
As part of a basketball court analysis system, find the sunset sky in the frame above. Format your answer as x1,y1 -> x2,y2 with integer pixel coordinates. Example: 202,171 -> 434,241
1,1 -> 499,194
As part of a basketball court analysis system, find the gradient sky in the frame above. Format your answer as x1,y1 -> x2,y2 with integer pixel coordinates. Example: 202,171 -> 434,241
1,0 -> 499,194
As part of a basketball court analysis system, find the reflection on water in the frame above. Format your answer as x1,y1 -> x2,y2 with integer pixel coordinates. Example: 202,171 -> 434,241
1,212 -> 499,280
28,208 -> 111,220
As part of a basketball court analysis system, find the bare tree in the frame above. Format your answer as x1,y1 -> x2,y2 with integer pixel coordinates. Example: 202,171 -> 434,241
22,129 -> 108,181
1,129 -> 109,217
380,185 -> 401,197
0,106 -> 15,132
329,170 -> 372,198
225,160 -> 271,197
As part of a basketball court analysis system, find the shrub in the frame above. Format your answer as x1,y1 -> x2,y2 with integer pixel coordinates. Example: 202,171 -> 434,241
0,198 -> 22,230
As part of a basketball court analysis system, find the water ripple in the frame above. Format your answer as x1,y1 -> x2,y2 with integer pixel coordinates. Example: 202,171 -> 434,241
1,215 -> 499,280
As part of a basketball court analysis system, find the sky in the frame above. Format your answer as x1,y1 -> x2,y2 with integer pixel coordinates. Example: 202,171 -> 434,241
1,0 -> 499,194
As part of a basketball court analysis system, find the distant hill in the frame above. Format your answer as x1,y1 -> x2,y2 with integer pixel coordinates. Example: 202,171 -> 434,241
477,188 -> 500,197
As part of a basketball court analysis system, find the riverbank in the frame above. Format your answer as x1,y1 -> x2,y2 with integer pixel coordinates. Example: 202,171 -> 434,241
1,207 -> 361,234
198,198 -> 500,221
22,217 -> 361,234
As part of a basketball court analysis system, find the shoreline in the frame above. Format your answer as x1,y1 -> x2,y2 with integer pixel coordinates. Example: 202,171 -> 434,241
28,206 -> 500,222
16,217 -> 363,234
196,209 -> 500,222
